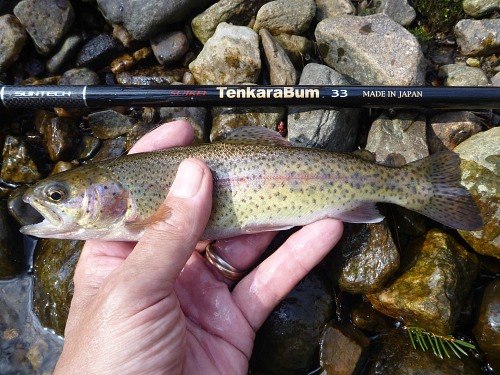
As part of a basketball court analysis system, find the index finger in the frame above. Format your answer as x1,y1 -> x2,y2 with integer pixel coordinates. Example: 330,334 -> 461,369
232,219 -> 343,331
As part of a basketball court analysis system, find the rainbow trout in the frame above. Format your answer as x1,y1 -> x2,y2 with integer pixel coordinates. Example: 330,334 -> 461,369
20,126 -> 482,241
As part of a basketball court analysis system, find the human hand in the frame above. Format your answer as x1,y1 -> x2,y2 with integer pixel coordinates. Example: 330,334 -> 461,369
54,120 -> 344,374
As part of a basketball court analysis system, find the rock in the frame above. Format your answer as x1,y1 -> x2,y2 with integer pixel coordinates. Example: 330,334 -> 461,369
123,121 -> 158,150
454,127 -> 500,259
365,110 -> 428,163
1,136 -> 41,184
88,110 -> 135,139
32,239 -> 83,336
259,29 -> 297,85
374,0 -> 416,26
274,33 -> 315,67
366,330 -> 483,374
76,33 -> 121,69
76,135 -> 101,160
7,185 -> 43,227
455,19 -> 500,57
0,14 -> 27,73
159,107 -> 208,144
315,0 -> 356,22
110,53 -> 135,74
392,206 -> 428,237
427,111 -> 483,153
59,67 -> 99,85
88,136 -> 126,163
150,31 -> 189,66
368,229 -> 478,335
438,64 -> 489,86
96,0 -> 213,41
287,63 -> 359,151
0,202 -> 23,279
46,33 -> 82,74
351,301 -> 393,332
319,322 -> 370,375
0,277 -> 62,373
251,269 -> 334,373
473,279 -> 500,373
463,0 -> 500,17
253,0 -> 316,35
189,23 -> 260,84
42,117 -> 79,162
115,66 -> 185,85
191,0 -> 271,44
14,0 -> 74,55
50,160 -> 79,175
210,106 -> 285,141
329,221 -> 400,294
315,14 -> 426,85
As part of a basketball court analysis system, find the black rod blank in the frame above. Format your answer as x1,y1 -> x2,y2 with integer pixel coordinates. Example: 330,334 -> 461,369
1,84 -> 499,109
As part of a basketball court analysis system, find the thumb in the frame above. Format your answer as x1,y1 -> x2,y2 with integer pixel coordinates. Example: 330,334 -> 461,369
115,158 -> 212,300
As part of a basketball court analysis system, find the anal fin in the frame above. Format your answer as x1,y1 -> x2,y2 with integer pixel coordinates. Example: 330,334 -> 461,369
335,203 -> 385,223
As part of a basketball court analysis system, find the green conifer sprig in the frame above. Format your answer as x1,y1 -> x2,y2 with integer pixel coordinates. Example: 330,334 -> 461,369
403,325 -> 476,359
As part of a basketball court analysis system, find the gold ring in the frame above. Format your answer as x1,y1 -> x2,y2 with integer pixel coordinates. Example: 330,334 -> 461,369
205,242 -> 246,281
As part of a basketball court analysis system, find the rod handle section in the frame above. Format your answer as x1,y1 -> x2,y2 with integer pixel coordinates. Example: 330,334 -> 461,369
1,86 -> 87,108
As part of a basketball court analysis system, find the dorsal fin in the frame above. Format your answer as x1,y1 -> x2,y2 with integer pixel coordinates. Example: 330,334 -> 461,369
217,126 -> 291,147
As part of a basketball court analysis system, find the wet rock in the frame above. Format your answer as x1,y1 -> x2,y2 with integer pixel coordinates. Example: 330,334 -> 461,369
210,106 -> 285,141
7,185 -> 43,227
428,45 -> 456,66
454,127 -> 500,259
189,23 -> 260,84
50,160 -> 79,175
463,0 -> 500,17
438,64 -> 489,86
46,33 -> 82,74
367,330 -> 483,374
392,206 -> 427,237
59,67 -> 99,85
0,277 -> 62,373
368,230 -> 478,335
150,31 -> 189,66
473,279 -> 500,373
88,110 -> 134,139
259,29 -> 297,85
315,0 -> 356,22
1,136 -> 41,184
0,14 -> 27,73
14,0 -> 74,55
42,117 -> 79,162
123,121 -> 158,150
192,0 -> 271,44
88,136 -> 126,163
33,239 -> 83,336
159,107 -> 208,143
97,0 -> 212,41
110,53 -> 135,74
251,269 -> 334,374
112,24 -> 133,48
253,0 -> 316,35
274,33 -> 315,67
319,322 -> 369,375
427,111 -> 483,153
76,33 -> 121,69
351,301 -> 393,332
115,66 -> 185,85
0,202 -> 23,279
374,0 -> 416,26
76,135 -> 100,160
455,19 -> 500,57
287,63 -> 359,152
329,221 -> 400,294
366,110 -> 428,163
316,14 -> 425,85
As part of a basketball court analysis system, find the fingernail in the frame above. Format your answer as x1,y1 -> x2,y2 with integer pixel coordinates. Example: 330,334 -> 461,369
170,159 -> 205,198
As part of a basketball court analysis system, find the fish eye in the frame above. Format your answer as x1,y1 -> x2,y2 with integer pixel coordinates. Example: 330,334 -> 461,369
46,187 -> 67,202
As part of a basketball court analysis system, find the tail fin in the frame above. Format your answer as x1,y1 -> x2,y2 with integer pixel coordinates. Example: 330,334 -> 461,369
405,151 -> 483,230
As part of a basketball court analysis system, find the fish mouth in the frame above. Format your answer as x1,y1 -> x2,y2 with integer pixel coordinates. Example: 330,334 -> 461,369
20,194 -> 79,238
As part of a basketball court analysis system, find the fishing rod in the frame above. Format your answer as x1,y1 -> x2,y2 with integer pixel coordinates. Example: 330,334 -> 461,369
1,84 -> 500,109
